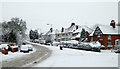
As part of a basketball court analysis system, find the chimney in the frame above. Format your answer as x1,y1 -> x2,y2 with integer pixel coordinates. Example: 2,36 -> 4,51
76,25 -> 78,30
50,28 -> 53,32
71,23 -> 75,27
110,20 -> 115,28
61,27 -> 64,32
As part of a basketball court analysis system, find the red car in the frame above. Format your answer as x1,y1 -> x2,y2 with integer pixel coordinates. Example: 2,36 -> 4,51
0,44 -> 9,55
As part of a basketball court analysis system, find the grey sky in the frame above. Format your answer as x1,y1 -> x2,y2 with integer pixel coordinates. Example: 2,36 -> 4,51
2,2 -> 118,33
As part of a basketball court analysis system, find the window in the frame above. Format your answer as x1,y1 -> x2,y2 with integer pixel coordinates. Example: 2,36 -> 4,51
98,34 -> 100,38
58,39 -> 60,42
91,37 -> 93,41
116,39 -> 120,45
107,42 -> 111,46
116,41 -> 119,45
108,35 -> 111,40
99,39 -> 103,40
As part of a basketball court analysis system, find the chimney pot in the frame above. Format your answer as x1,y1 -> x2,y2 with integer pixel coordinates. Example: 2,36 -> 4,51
110,20 -> 115,28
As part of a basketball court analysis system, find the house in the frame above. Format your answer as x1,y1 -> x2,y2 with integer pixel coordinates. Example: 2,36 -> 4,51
42,28 -> 57,43
89,20 -> 120,49
72,26 -> 93,41
56,23 -> 79,42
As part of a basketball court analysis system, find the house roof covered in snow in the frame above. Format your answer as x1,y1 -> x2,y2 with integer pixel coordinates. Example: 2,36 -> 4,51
99,25 -> 118,34
90,24 -> 120,36
73,25 -> 93,34
63,25 -> 77,33
72,33 -> 80,39
43,29 -> 59,35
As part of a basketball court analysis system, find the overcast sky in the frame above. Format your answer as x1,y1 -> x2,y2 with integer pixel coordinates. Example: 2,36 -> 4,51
1,1 -> 118,33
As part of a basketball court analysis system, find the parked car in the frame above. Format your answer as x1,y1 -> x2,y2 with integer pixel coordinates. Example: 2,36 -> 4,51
82,43 -> 92,51
77,43 -> 84,49
100,45 -> 105,50
80,43 -> 91,50
45,43 -> 51,46
33,39 -> 39,43
11,46 -> 18,52
20,45 -> 29,53
39,39 -> 46,44
115,49 -> 120,53
89,41 -> 101,52
28,45 -> 33,51
0,44 -> 9,54
52,42 -> 60,46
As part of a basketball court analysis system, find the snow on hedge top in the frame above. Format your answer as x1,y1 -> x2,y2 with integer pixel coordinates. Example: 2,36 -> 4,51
89,41 -> 101,47
60,40 -> 79,44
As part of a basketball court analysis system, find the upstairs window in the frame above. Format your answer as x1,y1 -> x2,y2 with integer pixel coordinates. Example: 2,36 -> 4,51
98,34 -> 100,38
107,42 -> 111,46
108,35 -> 111,40
91,37 -> 93,41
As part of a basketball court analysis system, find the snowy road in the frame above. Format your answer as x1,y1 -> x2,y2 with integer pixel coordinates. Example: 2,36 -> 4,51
2,44 -> 52,67
29,45 -> 118,67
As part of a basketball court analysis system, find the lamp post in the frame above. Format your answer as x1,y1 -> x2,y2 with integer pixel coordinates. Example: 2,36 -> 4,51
47,24 -> 52,32
47,24 -> 52,29
47,24 -> 53,46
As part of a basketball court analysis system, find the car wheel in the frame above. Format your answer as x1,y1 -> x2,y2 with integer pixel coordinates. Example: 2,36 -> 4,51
20,50 -> 22,52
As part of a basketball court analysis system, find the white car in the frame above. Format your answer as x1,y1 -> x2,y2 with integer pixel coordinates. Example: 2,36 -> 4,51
28,45 -> 33,51
20,45 -> 29,53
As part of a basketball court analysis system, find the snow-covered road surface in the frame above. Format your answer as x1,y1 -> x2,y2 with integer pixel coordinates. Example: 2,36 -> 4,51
32,45 -> 118,67
2,44 -> 52,67
0,54 -> 1,68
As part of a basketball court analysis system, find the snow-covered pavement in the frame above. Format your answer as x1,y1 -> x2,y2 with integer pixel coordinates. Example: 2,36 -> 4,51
32,45 -> 118,67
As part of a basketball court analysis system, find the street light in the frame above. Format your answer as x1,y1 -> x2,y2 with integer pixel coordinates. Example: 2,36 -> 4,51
47,24 -> 52,32
47,24 -> 52,28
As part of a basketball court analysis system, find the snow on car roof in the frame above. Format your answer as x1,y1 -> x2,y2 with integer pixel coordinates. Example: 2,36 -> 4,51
89,41 -> 101,47
0,44 -> 9,49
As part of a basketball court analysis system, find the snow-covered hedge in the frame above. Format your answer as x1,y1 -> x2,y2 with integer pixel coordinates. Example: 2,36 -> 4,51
89,41 -> 101,48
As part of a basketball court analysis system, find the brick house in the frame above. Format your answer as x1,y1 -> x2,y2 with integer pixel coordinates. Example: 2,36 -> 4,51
89,20 -> 120,49
72,26 -> 93,41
